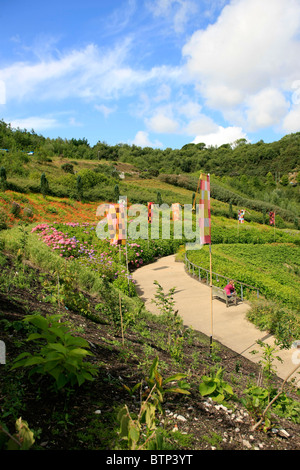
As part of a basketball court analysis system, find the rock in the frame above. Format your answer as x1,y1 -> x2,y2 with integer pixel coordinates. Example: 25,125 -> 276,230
176,415 -> 187,422
215,404 -> 228,412
242,439 -> 252,449
278,429 -> 290,439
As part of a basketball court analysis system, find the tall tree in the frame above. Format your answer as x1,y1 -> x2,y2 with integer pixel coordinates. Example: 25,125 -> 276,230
76,175 -> 83,201
0,166 -> 7,190
40,173 -> 49,197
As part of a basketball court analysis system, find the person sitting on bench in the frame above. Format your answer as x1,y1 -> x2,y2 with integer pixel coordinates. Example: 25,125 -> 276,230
224,280 -> 236,300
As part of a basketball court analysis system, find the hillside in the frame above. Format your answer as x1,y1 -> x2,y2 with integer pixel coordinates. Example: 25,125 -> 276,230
0,249 -> 300,451
1,118 -> 300,228
0,120 -> 300,452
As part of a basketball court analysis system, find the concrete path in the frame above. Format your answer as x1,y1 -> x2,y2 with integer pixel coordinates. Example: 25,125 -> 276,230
132,255 -> 300,386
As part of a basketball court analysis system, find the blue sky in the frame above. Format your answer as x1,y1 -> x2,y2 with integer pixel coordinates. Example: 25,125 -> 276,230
1,0 -> 300,149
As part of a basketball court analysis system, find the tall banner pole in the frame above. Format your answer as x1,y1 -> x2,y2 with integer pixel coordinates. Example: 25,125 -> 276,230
199,173 -> 213,353
209,242 -> 213,353
125,242 -> 130,296
208,173 -> 213,354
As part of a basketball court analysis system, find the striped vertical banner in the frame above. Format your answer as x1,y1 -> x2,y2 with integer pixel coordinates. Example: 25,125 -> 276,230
269,211 -> 275,226
148,202 -> 154,224
107,204 -> 118,244
199,173 -> 211,245
117,200 -> 127,245
107,204 -> 126,245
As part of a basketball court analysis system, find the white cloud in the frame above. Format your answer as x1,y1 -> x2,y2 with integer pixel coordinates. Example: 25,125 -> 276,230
0,80 -> 6,105
9,116 -> 59,132
154,84 -> 172,102
245,88 -> 290,131
0,41 -> 183,103
68,117 -> 83,127
200,85 -> 244,110
177,100 -> 202,119
182,0 -> 300,132
184,115 -> 218,136
95,104 -> 117,118
132,130 -> 163,148
147,0 -> 198,33
146,110 -> 179,133
192,125 -> 248,147
282,105 -> 300,133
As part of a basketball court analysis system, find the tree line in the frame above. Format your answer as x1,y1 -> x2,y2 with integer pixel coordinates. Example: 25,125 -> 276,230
1,119 -> 299,179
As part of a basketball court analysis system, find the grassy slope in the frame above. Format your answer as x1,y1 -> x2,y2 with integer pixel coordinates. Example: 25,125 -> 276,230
1,155 -> 300,450
1,156 -> 300,338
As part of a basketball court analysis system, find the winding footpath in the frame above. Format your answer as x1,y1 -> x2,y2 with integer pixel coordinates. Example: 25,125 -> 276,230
132,254 -> 299,387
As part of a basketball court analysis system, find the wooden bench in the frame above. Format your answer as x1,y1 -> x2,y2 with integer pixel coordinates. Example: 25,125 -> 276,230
212,286 -> 237,307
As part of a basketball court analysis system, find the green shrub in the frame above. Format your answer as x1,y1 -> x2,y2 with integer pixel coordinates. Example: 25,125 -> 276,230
11,314 -> 98,391
199,367 -> 234,403
61,163 -> 74,174
11,201 -> 21,216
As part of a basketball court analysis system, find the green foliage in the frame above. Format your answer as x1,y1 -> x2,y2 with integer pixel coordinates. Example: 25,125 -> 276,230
119,356 -> 190,450
117,403 -> 159,450
0,166 -> 7,189
0,418 -> 35,450
40,172 -> 49,197
250,340 -> 283,385
247,301 -> 298,349
11,314 -> 98,391
114,184 -> 120,202
242,384 -> 300,429
241,385 -> 271,430
99,277 -> 135,331
157,191 -> 163,205
280,174 -> 289,186
10,201 -> 21,216
77,168 -> 109,190
76,174 -> 83,200
199,367 -> 234,403
113,273 -> 136,297
152,280 -> 177,317
145,356 -> 191,407
187,243 -> 300,314
61,163 -> 74,174
151,281 -> 188,362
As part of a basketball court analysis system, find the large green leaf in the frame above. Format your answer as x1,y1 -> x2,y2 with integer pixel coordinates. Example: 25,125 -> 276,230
48,343 -> 68,355
164,387 -> 190,395
163,373 -> 187,384
68,348 -> 92,357
64,335 -> 90,348
199,380 -> 217,396
24,315 -> 49,331
129,422 -> 140,446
